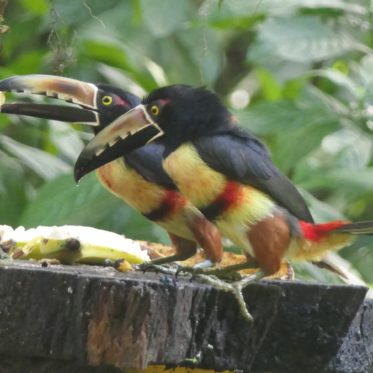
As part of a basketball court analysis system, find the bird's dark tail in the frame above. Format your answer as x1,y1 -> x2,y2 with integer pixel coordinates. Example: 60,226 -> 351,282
334,221 -> 373,235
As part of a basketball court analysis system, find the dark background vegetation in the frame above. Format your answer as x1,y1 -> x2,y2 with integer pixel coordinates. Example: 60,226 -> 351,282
0,0 -> 372,284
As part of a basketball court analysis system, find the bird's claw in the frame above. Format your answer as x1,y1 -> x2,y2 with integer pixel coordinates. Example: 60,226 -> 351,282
135,262 -> 179,275
193,274 -> 255,324
170,261 -> 238,279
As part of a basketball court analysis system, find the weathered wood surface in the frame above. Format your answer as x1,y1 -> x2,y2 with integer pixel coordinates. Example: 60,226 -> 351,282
0,260 -> 369,373
327,299 -> 373,373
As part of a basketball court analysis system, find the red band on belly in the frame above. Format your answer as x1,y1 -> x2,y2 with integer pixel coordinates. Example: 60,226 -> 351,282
200,181 -> 243,220
143,189 -> 186,221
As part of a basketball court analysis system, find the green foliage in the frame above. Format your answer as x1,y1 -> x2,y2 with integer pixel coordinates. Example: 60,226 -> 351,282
0,0 -> 372,283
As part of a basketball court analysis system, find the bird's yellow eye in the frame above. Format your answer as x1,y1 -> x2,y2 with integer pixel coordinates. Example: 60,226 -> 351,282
150,105 -> 160,116
102,96 -> 113,106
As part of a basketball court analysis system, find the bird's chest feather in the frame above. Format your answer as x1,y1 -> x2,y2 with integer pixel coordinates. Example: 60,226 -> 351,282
163,144 -> 275,229
96,159 -> 166,214
163,144 -> 226,207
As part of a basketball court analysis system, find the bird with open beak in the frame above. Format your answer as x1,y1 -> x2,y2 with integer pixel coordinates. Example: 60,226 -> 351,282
0,76 -> 224,268
76,84 -> 373,281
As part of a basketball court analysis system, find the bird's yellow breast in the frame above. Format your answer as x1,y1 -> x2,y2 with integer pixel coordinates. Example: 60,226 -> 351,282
163,144 -> 226,207
96,159 -> 166,214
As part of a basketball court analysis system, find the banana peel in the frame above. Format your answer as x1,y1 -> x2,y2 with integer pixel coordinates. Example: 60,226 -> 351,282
0,225 -> 300,280
0,225 -> 150,268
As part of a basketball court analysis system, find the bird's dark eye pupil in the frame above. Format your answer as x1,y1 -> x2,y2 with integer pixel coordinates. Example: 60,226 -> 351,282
151,105 -> 159,115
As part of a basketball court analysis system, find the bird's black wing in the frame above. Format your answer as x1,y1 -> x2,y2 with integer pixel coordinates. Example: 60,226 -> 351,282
193,128 -> 314,222
124,142 -> 177,190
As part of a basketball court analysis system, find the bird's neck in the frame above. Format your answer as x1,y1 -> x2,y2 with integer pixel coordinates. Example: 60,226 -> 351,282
163,120 -> 232,157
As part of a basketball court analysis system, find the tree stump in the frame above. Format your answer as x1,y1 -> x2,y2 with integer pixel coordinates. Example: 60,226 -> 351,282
0,261 -> 370,372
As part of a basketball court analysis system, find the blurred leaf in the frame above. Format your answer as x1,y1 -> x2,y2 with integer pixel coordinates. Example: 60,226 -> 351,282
301,189 -> 345,222
250,16 -> 363,64
308,68 -> 361,99
7,50 -> 45,74
255,67 -> 282,101
20,173 -> 169,243
50,0 -> 120,26
98,64 -> 146,97
293,261 -> 344,284
48,121 -> 85,163
0,152 -> 28,226
235,101 -> 304,135
320,128 -> 372,168
201,0 -> 264,29
299,168 -> 373,193
177,26 -> 221,85
80,40 -> 133,72
282,78 -> 305,99
236,86 -> 339,136
342,236 -> 373,283
81,39 -> 157,90
352,54 -> 373,103
19,0 -> 48,15
0,135 -> 70,180
272,120 -> 339,172
20,173 -> 122,227
140,0 -> 193,37
202,0 -> 367,18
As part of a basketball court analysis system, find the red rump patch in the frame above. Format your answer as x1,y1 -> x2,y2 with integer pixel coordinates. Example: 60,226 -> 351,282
299,220 -> 347,242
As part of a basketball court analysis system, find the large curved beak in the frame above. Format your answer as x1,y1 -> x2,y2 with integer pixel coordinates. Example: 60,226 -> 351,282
74,105 -> 164,181
0,75 -> 99,125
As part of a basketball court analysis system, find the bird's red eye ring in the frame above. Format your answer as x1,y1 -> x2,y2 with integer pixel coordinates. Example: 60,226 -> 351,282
150,105 -> 160,116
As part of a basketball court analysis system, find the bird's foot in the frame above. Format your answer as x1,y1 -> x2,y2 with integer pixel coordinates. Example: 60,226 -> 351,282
193,272 -> 262,324
177,260 -> 258,281
135,261 -> 181,275
136,257 -> 219,278
171,259 -> 220,277
136,251 -> 197,274
178,266 -> 242,281
272,261 -> 294,280
193,269 -> 265,324
193,259 -> 216,270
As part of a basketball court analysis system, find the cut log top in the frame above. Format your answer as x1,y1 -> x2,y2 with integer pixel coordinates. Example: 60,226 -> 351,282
0,260 -> 371,373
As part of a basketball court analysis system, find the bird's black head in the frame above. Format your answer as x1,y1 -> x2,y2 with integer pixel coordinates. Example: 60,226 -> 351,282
95,84 -> 141,133
142,85 -> 231,146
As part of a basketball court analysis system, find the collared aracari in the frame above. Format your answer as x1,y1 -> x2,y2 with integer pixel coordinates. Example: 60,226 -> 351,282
76,84 -> 373,279
0,76 -> 223,267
